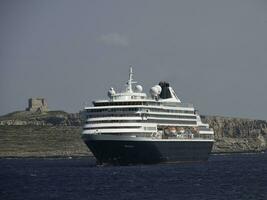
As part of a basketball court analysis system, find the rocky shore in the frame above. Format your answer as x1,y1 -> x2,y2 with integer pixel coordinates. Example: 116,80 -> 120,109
0,111 -> 266,157
202,116 -> 267,153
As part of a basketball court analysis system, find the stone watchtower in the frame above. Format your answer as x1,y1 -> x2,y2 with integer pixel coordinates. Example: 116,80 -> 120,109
26,98 -> 48,112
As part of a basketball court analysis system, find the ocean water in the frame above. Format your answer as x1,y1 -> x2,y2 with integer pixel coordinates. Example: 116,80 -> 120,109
0,153 -> 266,200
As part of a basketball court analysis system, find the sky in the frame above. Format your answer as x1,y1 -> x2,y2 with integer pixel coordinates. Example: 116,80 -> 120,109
0,0 -> 267,120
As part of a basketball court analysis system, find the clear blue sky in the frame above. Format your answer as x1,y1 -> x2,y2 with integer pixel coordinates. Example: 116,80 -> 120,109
0,0 -> 266,120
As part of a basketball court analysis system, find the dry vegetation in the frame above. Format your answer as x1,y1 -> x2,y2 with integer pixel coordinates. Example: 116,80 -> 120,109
0,125 -> 91,157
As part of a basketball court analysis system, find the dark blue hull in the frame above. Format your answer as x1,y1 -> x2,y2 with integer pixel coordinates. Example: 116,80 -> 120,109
83,137 -> 213,165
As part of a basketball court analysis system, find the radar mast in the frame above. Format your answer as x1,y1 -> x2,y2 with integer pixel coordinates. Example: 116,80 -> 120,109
126,66 -> 136,93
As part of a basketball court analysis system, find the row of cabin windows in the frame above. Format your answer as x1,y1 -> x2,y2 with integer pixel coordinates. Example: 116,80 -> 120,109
86,119 -> 196,125
149,108 -> 194,114
94,102 -> 160,107
87,107 -> 194,114
84,121 -> 197,131
86,116 -> 196,123
86,120 -> 142,124
85,126 -> 158,131
153,120 -> 197,125
86,113 -> 196,119
86,114 -> 140,118
88,108 -> 139,113
83,126 -> 141,130
147,115 -> 196,119
93,101 -> 193,108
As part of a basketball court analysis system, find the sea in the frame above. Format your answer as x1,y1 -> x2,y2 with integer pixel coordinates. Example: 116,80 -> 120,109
0,153 -> 266,200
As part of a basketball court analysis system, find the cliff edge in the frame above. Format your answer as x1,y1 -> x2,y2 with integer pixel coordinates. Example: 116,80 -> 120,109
202,115 -> 267,153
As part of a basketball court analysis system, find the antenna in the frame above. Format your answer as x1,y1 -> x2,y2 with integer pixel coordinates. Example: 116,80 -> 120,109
127,66 -> 133,93
126,65 -> 136,93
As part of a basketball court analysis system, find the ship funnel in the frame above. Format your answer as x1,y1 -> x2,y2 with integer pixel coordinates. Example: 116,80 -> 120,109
159,81 -> 172,99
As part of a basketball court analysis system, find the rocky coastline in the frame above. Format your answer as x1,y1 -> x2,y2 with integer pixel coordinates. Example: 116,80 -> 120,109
0,111 -> 266,157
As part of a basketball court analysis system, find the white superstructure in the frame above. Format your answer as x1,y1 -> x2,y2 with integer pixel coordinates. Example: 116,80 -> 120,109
83,67 -> 214,141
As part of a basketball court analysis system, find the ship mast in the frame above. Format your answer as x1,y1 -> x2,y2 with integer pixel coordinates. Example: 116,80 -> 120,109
126,66 -> 136,93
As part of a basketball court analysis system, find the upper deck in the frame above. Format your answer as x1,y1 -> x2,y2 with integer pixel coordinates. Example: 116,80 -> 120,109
91,99 -> 193,108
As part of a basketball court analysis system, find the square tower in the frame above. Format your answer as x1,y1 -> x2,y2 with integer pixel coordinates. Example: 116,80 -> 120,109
26,98 -> 48,112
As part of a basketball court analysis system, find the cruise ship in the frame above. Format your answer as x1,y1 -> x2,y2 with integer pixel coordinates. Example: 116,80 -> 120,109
82,67 -> 214,165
